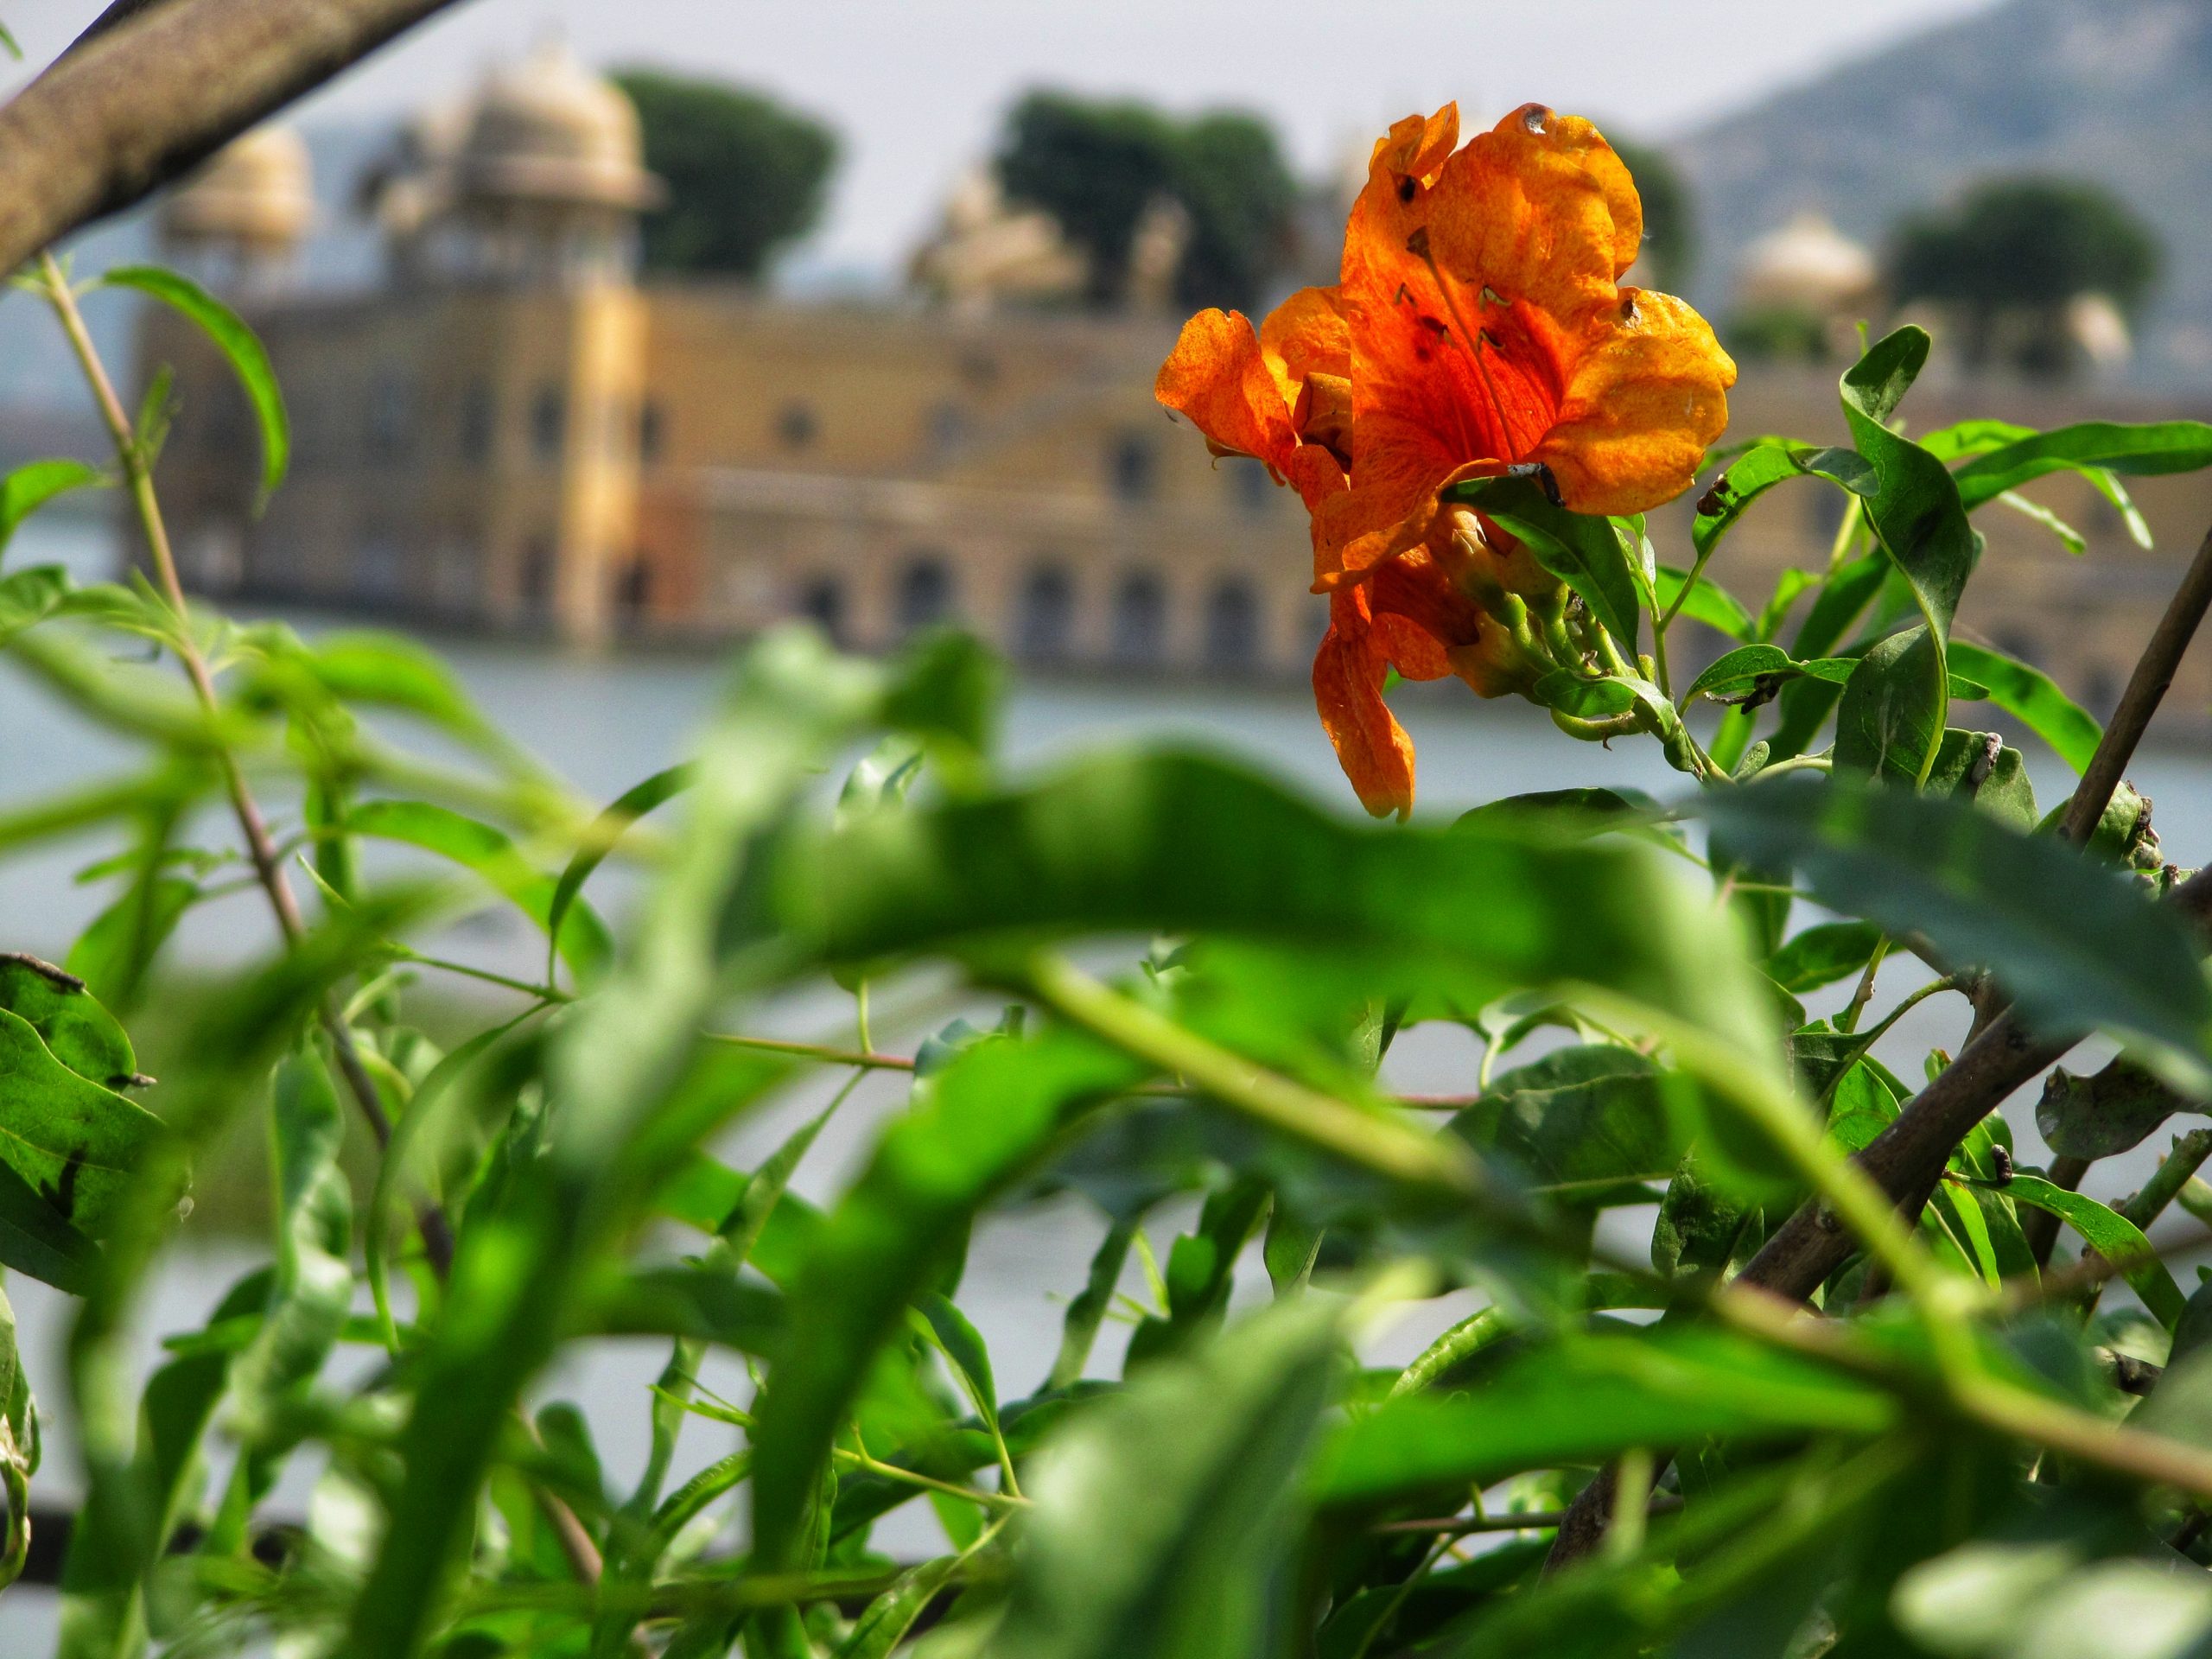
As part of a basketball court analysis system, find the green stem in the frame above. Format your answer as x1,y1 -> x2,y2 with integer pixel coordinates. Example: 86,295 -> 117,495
1815,976 -> 1963,1109
1836,938 -> 1893,1035
1023,954 -> 1483,1198
2123,1129 -> 2212,1232
704,1031 -> 916,1071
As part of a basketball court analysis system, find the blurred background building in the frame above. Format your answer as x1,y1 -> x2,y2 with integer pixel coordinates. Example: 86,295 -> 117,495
11,0 -> 2206,713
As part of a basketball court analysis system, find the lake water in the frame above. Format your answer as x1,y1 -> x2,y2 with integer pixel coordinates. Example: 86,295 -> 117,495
4,512 -> 2212,1640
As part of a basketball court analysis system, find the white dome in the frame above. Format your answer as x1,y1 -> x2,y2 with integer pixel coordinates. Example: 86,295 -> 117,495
455,41 -> 659,212
160,124 -> 315,252
1738,211 -> 1878,315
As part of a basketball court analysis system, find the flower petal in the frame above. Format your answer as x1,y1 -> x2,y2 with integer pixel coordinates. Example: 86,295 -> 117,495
1532,288 -> 1738,516
1426,107 -> 1637,344
1313,588 -> 1415,819
1261,285 -> 1351,389
1154,308 -> 1297,467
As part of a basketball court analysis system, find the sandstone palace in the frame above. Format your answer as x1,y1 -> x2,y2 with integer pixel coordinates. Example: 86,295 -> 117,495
138,46 -> 2212,718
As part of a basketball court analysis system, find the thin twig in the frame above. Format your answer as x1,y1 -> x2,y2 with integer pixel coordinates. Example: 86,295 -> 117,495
1376,1497 -> 1684,1537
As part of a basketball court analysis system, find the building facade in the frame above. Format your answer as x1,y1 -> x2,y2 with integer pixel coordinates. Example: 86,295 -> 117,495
138,50 -> 2212,725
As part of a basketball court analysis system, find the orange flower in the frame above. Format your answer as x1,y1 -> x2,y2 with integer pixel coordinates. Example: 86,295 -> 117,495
1156,102 -> 1736,817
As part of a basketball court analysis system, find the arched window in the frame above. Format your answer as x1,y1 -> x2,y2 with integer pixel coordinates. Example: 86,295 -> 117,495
1018,564 -> 1074,661
777,400 -> 817,450
798,575 -> 845,645
1205,577 -> 1261,668
1112,570 -> 1167,665
459,380 -> 495,464
926,401 -> 970,453
531,385 -> 566,463
619,556 -> 652,619
367,373 -> 412,464
897,556 -> 957,634
1109,434 -> 1158,502
518,537 -> 556,616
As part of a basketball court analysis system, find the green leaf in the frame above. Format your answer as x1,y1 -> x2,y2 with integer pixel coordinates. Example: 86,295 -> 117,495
1690,437 -> 1874,565
985,1294 -> 1343,1659
836,1554 -> 964,1659
1840,328 -> 1978,643
583,1264 -> 789,1353
1449,1046 -> 1679,1208
1652,1153 -> 1753,1285
750,1027 -> 1148,1575
1656,564 -> 1753,640
0,956 -> 140,1090
1767,922 -> 1884,995
1442,473 -> 1642,652
0,1282 -> 29,1589
1048,1216 -> 1141,1390
299,632 -> 512,753
1920,728 -> 2039,831
1993,488 -> 2087,556
1702,776 -> 2212,1060
1833,627 -> 1947,784
0,461 -> 105,561
1952,420 -> 2212,513
1311,1325 -> 1897,1511
0,1156 -> 99,1294
66,872 -> 198,1013
917,1292 -> 1000,1421
0,1006 -> 171,1240
1127,1177 -> 1269,1367
350,798 -> 613,988
544,762 -> 691,989
778,749 -> 1777,1068
1943,641 -> 2101,773
1685,644 -> 1796,703
59,1269 -> 265,1650
348,631 -> 882,1659
100,265 -> 289,502
1531,669 -> 1671,728
207,1044 -> 353,1549
0,564 -> 71,645
1986,1174 -> 2184,1327
2035,1056 -> 2190,1160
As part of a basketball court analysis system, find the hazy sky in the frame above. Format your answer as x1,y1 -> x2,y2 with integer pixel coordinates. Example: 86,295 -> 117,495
6,0 -> 2007,277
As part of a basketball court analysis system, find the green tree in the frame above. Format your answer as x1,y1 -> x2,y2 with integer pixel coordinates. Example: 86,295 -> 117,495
613,68 -> 838,281
1888,176 -> 2162,369
995,90 -> 1298,312
1609,136 -> 1695,293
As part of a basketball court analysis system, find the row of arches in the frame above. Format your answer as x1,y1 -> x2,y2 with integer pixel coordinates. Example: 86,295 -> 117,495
799,557 -> 1273,669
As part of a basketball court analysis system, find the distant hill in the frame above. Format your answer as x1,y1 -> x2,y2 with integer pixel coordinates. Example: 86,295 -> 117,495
1672,0 -> 2212,387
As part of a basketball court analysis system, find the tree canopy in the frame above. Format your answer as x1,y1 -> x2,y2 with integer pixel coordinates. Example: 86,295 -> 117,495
1888,175 -> 2162,363
1609,136 -> 1695,294
995,90 -> 1299,312
613,69 -> 839,281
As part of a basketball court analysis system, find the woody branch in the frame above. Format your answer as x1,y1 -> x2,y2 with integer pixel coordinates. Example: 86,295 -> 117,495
0,0 -> 469,278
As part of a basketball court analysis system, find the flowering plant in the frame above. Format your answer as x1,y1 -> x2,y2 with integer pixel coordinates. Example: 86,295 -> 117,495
10,41 -> 2212,1659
